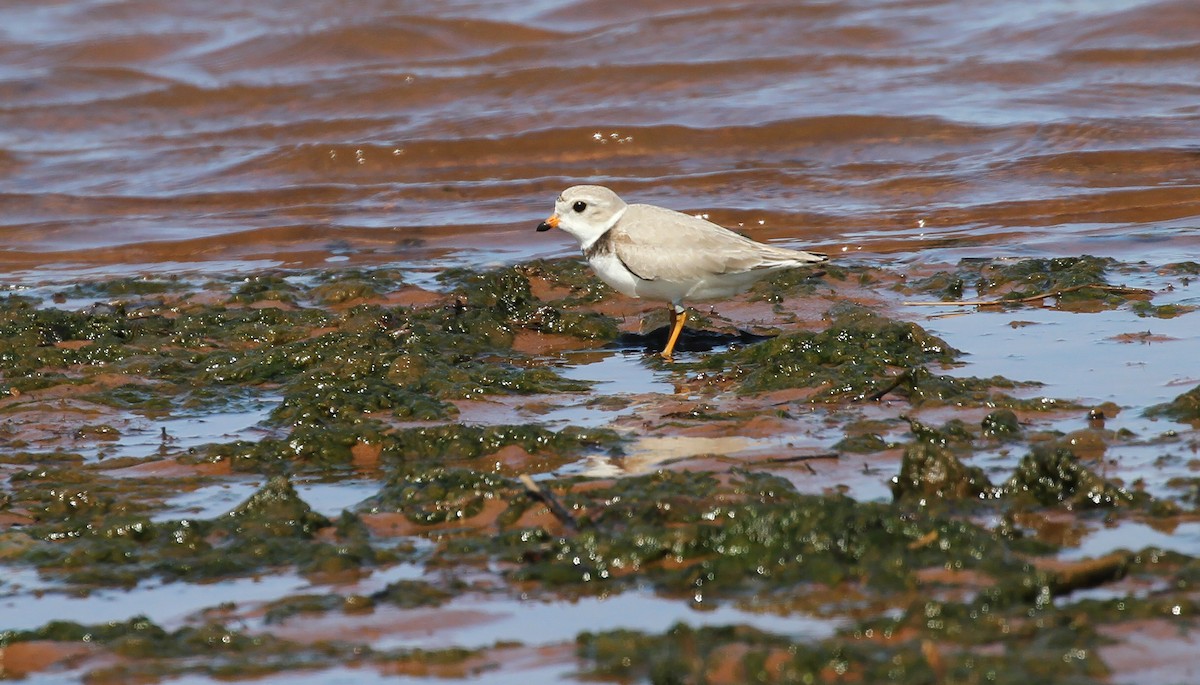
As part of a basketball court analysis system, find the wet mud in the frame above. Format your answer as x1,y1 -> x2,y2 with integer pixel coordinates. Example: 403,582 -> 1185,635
0,255 -> 1197,683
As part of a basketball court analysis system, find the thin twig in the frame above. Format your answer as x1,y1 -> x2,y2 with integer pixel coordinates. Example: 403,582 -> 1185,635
766,452 -> 840,464
902,283 -> 1154,307
908,530 -> 939,550
861,368 -> 912,402
1045,551 -> 1130,594
519,474 -> 580,532
927,311 -> 972,320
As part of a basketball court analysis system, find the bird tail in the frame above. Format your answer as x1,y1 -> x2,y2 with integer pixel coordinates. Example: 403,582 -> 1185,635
763,245 -> 828,266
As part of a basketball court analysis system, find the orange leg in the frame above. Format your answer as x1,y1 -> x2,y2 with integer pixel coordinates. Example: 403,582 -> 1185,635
661,308 -> 687,360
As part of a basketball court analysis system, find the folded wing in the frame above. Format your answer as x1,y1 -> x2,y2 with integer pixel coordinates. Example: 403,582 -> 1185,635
611,203 -> 825,283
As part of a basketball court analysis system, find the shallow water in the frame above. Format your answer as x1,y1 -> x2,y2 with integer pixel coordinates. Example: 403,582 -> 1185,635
0,562 -> 426,632
1,0 -> 1197,276
300,589 -> 840,652
924,281 -> 1200,410
1061,521 -> 1200,562
2,1 -> 1200,682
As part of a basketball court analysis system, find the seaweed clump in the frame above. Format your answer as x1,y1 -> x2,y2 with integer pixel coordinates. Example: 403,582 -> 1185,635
19,477 -> 379,586
576,616 -> 1108,685
196,422 -> 621,476
458,470 -> 1034,597
976,256 -> 1116,299
891,420 -> 994,504
1146,382 -> 1200,424
1002,445 -> 1134,509
907,256 -> 1153,313
0,614 -> 475,682
696,304 -> 1040,408
697,304 -> 956,397
364,468 -> 518,526
0,264 -> 620,438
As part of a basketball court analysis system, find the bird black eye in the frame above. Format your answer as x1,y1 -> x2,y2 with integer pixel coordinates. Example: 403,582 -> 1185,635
572,200 -> 588,213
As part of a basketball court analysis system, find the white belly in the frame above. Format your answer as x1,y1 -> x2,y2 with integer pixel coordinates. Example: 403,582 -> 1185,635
587,252 -> 722,306
586,253 -> 780,306
588,252 -> 646,299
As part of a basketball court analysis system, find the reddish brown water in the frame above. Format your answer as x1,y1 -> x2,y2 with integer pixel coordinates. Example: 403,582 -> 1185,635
2,0 -> 1198,276
3,2 -> 1200,683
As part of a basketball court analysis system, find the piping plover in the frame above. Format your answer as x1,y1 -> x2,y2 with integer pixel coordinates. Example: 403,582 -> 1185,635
537,185 -> 828,360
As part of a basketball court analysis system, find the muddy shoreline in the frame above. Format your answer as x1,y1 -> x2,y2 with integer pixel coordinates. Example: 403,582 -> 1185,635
0,253 -> 1197,683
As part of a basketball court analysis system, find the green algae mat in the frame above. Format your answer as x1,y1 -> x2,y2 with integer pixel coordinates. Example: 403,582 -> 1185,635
1,257 -> 1199,683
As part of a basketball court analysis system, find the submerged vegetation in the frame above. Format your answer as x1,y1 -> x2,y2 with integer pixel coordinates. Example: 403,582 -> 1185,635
693,304 -> 1052,408
1147,382 -> 1200,424
0,256 -> 1196,682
